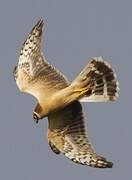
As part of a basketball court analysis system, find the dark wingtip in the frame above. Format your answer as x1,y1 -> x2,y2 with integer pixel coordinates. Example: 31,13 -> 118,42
94,158 -> 113,168
36,18 -> 44,28
31,18 -> 44,36
106,161 -> 113,168
97,160 -> 113,168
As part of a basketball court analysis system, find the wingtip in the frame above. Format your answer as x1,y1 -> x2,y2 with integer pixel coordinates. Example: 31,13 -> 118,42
30,18 -> 44,37
106,161 -> 113,168
95,160 -> 113,168
36,18 -> 44,28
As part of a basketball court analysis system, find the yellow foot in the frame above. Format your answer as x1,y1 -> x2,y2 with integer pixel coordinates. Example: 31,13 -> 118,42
74,87 -> 88,96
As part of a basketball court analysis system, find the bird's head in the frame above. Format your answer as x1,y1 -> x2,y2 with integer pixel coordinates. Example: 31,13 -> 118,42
33,103 -> 44,123
33,111 -> 42,123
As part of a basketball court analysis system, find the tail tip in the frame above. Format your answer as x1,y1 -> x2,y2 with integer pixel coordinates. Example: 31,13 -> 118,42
35,18 -> 44,29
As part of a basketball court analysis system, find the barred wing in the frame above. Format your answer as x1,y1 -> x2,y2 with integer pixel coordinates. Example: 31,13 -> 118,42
15,19 -> 69,101
48,101 -> 113,168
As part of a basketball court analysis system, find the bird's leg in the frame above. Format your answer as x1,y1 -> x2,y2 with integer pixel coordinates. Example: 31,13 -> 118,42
71,77 -> 92,98
73,87 -> 89,96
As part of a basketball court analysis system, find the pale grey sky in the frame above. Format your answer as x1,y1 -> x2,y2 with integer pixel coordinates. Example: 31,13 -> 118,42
0,0 -> 131,179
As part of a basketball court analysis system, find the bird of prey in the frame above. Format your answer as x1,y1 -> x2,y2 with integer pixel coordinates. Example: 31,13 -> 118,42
13,19 -> 119,168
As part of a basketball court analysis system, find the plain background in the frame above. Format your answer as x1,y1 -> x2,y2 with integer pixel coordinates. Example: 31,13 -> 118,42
0,0 -> 131,179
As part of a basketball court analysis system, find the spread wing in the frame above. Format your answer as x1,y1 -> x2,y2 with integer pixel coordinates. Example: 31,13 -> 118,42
48,101 -> 113,168
14,19 -> 69,101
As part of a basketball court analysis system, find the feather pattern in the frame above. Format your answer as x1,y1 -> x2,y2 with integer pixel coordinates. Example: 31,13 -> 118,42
15,19 -> 69,99
73,57 -> 119,102
48,101 -> 113,168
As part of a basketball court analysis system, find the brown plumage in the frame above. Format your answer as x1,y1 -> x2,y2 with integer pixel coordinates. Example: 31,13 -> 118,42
13,19 -> 119,168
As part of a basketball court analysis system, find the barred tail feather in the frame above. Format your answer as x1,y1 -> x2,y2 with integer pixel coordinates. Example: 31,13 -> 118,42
72,57 -> 119,102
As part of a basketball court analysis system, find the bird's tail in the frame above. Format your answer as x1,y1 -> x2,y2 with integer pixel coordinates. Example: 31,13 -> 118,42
71,57 -> 119,102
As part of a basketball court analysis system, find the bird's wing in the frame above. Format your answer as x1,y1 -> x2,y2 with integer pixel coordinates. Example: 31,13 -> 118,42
48,101 -> 113,168
15,19 -> 69,101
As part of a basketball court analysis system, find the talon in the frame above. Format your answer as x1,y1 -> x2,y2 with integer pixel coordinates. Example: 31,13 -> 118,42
74,87 -> 88,96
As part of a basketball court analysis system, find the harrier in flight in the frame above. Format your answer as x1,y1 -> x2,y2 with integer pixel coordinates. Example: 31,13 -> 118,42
13,19 -> 119,168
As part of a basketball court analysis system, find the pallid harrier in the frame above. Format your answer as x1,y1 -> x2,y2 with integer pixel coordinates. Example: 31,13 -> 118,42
13,19 -> 119,168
